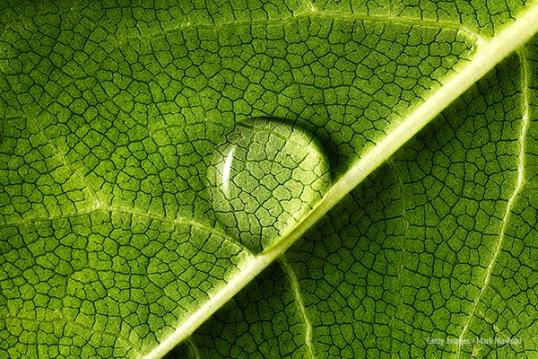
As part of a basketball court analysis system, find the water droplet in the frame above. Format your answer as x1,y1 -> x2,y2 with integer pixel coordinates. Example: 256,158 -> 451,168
208,118 -> 331,252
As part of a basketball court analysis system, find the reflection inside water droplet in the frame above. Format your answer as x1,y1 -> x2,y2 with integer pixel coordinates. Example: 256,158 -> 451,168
221,145 -> 236,197
208,118 -> 331,253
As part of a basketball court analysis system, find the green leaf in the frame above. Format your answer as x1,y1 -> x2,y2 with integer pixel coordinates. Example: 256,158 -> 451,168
1,1 -> 538,358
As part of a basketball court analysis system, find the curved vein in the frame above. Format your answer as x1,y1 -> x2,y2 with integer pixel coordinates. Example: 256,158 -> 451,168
456,48 -> 530,357
185,338 -> 201,359
4,314 -> 142,355
280,257 -> 314,359
115,11 -> 484,47
387,159 -> 410,354
1,206 -> 250,255
29,114 -> 101,207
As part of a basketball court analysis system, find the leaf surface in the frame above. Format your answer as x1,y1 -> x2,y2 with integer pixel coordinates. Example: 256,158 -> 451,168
1,1 -> 538,358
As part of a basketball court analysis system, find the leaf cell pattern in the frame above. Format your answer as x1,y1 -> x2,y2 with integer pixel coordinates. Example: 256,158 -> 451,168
1,0 -> 538,358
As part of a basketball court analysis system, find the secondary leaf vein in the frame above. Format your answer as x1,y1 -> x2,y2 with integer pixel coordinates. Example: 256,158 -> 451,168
0,206 -> 251,255
456,48 -> 530,357
280,256 -> 315,359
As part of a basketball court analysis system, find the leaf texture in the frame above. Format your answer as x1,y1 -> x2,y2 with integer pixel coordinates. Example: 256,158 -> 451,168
1,0 -> 538,358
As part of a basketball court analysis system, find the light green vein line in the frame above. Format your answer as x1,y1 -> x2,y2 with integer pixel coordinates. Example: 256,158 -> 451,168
456,48 -> 531,358
387,159 -> 409,355
280,257 -> 315,359
296,8 -> 486,44
1,206 -> 251,256
185,338 -> 201,359
5,315 -> 141,354
141,3 -> 538,358
97,205 -> 250,254
115,10 -> 481,46
28,115 -> 102,208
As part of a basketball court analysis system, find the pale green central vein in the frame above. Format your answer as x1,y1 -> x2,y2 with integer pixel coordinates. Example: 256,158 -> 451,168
264,0 -> 538,263
456,48 -> 531,357
142,3 -> 538,358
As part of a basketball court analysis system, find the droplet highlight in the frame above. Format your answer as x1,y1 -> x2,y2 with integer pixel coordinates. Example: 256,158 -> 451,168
208,118 -> 331,252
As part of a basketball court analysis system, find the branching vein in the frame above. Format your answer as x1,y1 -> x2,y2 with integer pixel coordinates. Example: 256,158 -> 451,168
1,205 -> 251,255
387,159 -> 409,354
29,115 -> 102,208
115,11 -> 482,47
280,256 -> 315,359
456,49 -> 530,357
4,314 -> 141,355
185,338 -> 201,359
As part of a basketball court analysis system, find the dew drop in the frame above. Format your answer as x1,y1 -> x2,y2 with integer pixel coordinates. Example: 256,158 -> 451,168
208,118 -> 331,253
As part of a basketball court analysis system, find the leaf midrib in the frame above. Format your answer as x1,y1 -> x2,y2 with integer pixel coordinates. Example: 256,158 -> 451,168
143,2 -> 538,358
